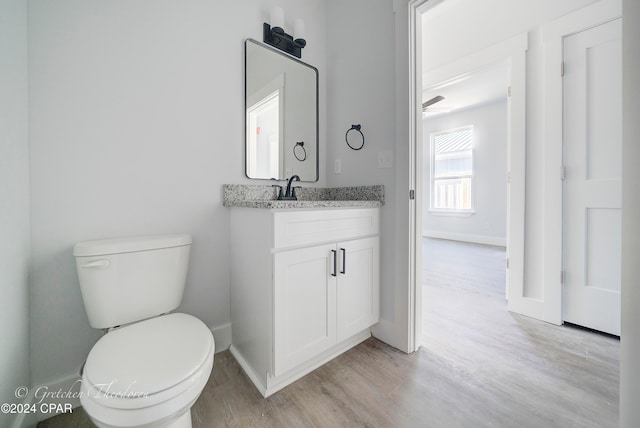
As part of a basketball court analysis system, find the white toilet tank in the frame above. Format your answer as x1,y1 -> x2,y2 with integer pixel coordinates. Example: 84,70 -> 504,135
74,234 -> 192,329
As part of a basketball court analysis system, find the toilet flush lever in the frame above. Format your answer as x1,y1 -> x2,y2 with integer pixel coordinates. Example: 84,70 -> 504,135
81,259 -> 110,269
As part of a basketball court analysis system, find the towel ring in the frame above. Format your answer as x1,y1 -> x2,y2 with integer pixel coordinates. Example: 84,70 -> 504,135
345,124 -> 365,151
293,141 -> 307,161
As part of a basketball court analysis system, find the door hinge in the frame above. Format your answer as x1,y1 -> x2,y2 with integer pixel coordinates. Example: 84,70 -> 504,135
409,189 -> 415,200
506,258 -> 510,269
561,61 -> 565,76
507,171 -> 511,184
507,86 -> 512,97
560,270 -> 564,283
560,166 -> 566,180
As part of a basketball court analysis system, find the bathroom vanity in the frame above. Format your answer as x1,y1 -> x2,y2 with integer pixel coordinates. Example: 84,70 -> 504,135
225,185 -> 382,397
237,39 -> 382,396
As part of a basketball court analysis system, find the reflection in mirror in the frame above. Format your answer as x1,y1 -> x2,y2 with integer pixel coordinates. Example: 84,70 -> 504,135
245,39 -> 318,181
247,76 -> 283,178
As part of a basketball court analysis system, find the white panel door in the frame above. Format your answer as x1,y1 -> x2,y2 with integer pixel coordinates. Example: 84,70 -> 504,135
562,18 -> 621,335
336,237 -> 380,343
273,244 -> 337,375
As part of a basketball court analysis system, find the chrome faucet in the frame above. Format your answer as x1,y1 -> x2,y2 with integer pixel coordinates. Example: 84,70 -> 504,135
283,175 -> 300,200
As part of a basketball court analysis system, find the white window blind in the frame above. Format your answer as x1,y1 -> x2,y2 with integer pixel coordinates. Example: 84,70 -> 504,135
430,126 -> 473,212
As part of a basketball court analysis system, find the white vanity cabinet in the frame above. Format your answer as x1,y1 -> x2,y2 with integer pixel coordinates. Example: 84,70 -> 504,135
229,207 -> 379,397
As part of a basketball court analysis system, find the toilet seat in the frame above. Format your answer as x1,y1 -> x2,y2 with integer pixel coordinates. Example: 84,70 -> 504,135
80,313 -> 214,427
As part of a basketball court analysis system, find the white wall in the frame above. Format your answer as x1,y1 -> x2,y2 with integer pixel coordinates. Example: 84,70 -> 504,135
27,0 -> 327,388
422,0 -> 595,300
325,0 -> 400,345
620,0 -> 640,425
0,0 -> 31,426
422,100 -> 507,246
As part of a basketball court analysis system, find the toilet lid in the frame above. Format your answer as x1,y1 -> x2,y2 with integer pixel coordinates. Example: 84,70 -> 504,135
84,313 -> 213,399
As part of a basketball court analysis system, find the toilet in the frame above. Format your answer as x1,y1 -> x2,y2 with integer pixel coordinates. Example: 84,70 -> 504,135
73,234 -> 214,428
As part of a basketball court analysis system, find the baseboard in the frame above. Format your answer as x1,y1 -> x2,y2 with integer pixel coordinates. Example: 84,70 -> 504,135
423,230 -> 506,247
13,375 -> 82,428
231,329 -> 372,398
229,345 -> 268,397
371,318 -> 409,353
263,330 -> 371,397
210,322 -> 231,353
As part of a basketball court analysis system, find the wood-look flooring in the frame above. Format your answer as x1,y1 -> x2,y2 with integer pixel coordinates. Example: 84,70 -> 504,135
38,238 -> 619,428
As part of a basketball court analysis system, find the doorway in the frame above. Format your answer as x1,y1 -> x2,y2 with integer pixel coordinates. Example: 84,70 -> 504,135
561,18 -> 622,336
409,0 -> 528,349
410,0 -> 623,348
540,0 -> 623,333
420,62 -> 510,345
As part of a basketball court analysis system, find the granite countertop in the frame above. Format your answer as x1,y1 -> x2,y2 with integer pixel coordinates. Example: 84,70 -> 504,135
226,199 -> 383,209
223,184 -> 384,209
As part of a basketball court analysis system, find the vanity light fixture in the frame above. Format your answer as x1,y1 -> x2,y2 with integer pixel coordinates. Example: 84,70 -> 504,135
264,6 -> 306,58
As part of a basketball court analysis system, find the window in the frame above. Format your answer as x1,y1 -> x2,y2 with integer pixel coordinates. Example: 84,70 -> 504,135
430,126 -> 474,213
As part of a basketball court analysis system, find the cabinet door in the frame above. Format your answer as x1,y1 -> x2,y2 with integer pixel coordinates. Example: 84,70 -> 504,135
273,243 -> 337,376
336,237 -> 380,343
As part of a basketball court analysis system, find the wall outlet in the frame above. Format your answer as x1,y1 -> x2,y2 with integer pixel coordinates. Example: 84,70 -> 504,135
377,150 -> 393,168
334,158 -> 342,174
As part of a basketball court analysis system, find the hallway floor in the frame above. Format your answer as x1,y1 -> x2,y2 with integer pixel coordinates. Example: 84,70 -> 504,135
421,237 -> 619,427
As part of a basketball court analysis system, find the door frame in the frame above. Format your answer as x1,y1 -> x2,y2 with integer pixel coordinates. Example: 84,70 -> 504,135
542,0 -> 622,326
409,0 -> 529,350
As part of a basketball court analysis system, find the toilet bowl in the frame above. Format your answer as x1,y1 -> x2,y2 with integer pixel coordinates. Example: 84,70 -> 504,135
80,313 -> 214,428
74,234 -> 214,428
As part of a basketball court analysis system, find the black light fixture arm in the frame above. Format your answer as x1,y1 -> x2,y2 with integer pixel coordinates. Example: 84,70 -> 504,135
263,23 -> 306,58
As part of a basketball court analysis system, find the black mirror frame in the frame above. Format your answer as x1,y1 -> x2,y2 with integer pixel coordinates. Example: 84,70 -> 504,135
244,39 -> 319,182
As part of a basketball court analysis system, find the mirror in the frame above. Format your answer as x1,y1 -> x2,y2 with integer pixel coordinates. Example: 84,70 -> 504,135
245,39 -> 318,181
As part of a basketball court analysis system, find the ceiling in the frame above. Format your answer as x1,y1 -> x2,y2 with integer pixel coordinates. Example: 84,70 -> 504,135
422,62 -> 509,118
